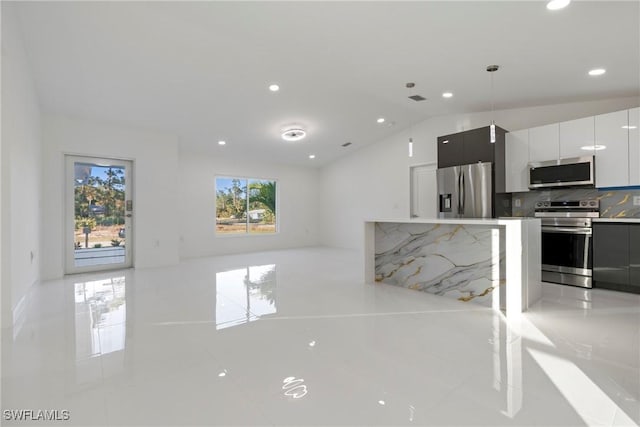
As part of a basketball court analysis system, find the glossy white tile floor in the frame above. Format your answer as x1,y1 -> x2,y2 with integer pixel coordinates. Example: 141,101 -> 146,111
2,247 -> 639,426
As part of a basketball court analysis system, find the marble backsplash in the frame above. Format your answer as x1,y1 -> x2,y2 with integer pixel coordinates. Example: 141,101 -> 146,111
511,188 -> 640,218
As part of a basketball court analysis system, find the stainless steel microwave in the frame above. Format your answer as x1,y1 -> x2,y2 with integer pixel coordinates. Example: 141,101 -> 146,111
528,156 -> 595,189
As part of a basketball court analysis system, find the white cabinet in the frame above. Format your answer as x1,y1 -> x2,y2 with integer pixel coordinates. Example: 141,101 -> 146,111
595,110 -> 629,188
529,123 -> 559,162
560,116 -> 595,158
505,129 -> 530,193
512,107 -> 639,188
629,107 -> 640,185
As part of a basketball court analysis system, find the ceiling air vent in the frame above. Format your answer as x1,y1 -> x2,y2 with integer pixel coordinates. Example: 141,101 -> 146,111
341,142 -> 352,147
408,95 -> 427,102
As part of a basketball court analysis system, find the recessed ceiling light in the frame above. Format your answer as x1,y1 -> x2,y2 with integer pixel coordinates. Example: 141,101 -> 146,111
269,84 -> 280,92
622,125 -> 638,129
588,68 -> 606,76
377,118 -> 385,124
581,144 -> 607,151
282,128 -> 306,142
442,92 -> 453,98
218,140 -> 226,146
546,0 -> 570,10
308,154 -> 316,159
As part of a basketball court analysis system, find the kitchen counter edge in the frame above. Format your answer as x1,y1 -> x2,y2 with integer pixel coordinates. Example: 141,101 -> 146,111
366,217 -> 540,226
592,218 -> 640,223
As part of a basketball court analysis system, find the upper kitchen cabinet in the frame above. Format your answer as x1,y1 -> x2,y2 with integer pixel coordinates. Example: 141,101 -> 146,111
629,107 -> 640,185
559,116 -> 595,158
505,129 -> 529,193
595,109 -> 629,188
528,123 -> 559,162
437,133 -> 464,168
437,126 -> 506,168
464,127 -> 498,164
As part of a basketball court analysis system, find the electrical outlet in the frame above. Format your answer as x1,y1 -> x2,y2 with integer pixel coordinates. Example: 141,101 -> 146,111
514,199 -> 522,208
634,196 -> 640,206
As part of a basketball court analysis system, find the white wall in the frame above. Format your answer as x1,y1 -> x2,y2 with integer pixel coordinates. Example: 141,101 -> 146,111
320,96 -> 640,250
41,115 -> 320,275
1,3 -> 43,329
42,114 -> 180,280
178,151 -> 320,258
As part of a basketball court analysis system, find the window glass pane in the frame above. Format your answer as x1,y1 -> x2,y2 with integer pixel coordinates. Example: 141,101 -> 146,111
248,179 -> 276,234
216,177 -> 247,234
74,163 -> 126,266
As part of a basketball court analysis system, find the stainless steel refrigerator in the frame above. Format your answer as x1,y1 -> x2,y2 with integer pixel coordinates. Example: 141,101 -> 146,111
437,162 -> 493,218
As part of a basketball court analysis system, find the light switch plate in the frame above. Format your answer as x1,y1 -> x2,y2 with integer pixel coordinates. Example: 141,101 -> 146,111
634,196 -> 640,206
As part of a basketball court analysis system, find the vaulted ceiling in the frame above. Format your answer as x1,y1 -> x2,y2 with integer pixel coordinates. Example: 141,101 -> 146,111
12,1 -> 640,166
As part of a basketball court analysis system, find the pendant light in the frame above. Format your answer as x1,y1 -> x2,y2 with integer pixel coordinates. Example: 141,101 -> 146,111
408,122 -> 415,158
487,65 -> 499,143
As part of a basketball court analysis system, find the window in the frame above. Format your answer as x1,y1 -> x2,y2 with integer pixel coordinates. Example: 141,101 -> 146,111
215,177 -> 277,235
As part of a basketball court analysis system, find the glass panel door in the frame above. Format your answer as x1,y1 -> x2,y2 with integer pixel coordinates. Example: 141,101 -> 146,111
66,156 -> 133,273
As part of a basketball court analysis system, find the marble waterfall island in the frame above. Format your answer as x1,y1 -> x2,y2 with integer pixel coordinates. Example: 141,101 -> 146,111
364,218 -> 541,316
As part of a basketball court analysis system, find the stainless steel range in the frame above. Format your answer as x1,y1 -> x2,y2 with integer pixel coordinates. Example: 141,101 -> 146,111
535,199 -> 600,288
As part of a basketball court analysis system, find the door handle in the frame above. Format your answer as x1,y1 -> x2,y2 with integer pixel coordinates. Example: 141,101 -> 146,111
457,172 -> 462,213
541,226 -> 592,235
126,214 -> 133,218
460,172 -> 465,213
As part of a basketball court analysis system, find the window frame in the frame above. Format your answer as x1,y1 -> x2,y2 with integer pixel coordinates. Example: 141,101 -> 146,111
214,175 -> 279,237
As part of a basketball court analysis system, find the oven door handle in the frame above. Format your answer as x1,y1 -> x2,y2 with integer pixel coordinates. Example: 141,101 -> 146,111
541,226 -> 592,235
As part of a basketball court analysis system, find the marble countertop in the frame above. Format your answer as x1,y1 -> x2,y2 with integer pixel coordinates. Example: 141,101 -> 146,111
367,217 -> 540,226
593,218 -> 640,223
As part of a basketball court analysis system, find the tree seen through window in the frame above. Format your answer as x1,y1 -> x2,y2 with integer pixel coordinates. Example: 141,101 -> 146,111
215,177 -> 277,234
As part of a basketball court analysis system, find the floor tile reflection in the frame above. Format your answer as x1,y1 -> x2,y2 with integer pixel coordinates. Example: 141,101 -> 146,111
2,248 -> 639,426
216,264 -> 276,329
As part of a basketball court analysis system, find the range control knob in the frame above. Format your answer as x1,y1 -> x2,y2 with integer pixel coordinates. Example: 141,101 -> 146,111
544,201 -> 550,207
580,201 -> 587,207
589,200 -> 597,207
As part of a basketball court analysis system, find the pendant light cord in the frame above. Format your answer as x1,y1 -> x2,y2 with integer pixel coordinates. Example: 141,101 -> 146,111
491,71 -> 494,118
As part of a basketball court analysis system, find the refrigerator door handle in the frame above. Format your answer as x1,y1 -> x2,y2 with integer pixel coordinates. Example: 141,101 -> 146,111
460,171 -> 465,213
457,171 -> 462,213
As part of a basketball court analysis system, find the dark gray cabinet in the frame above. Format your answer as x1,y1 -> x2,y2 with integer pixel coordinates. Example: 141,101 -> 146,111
437,126 -> 506,168
593,223 -> 640,294
630,225 -> 640,286
437,133 -> 464,168
463,127 -> 495,164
